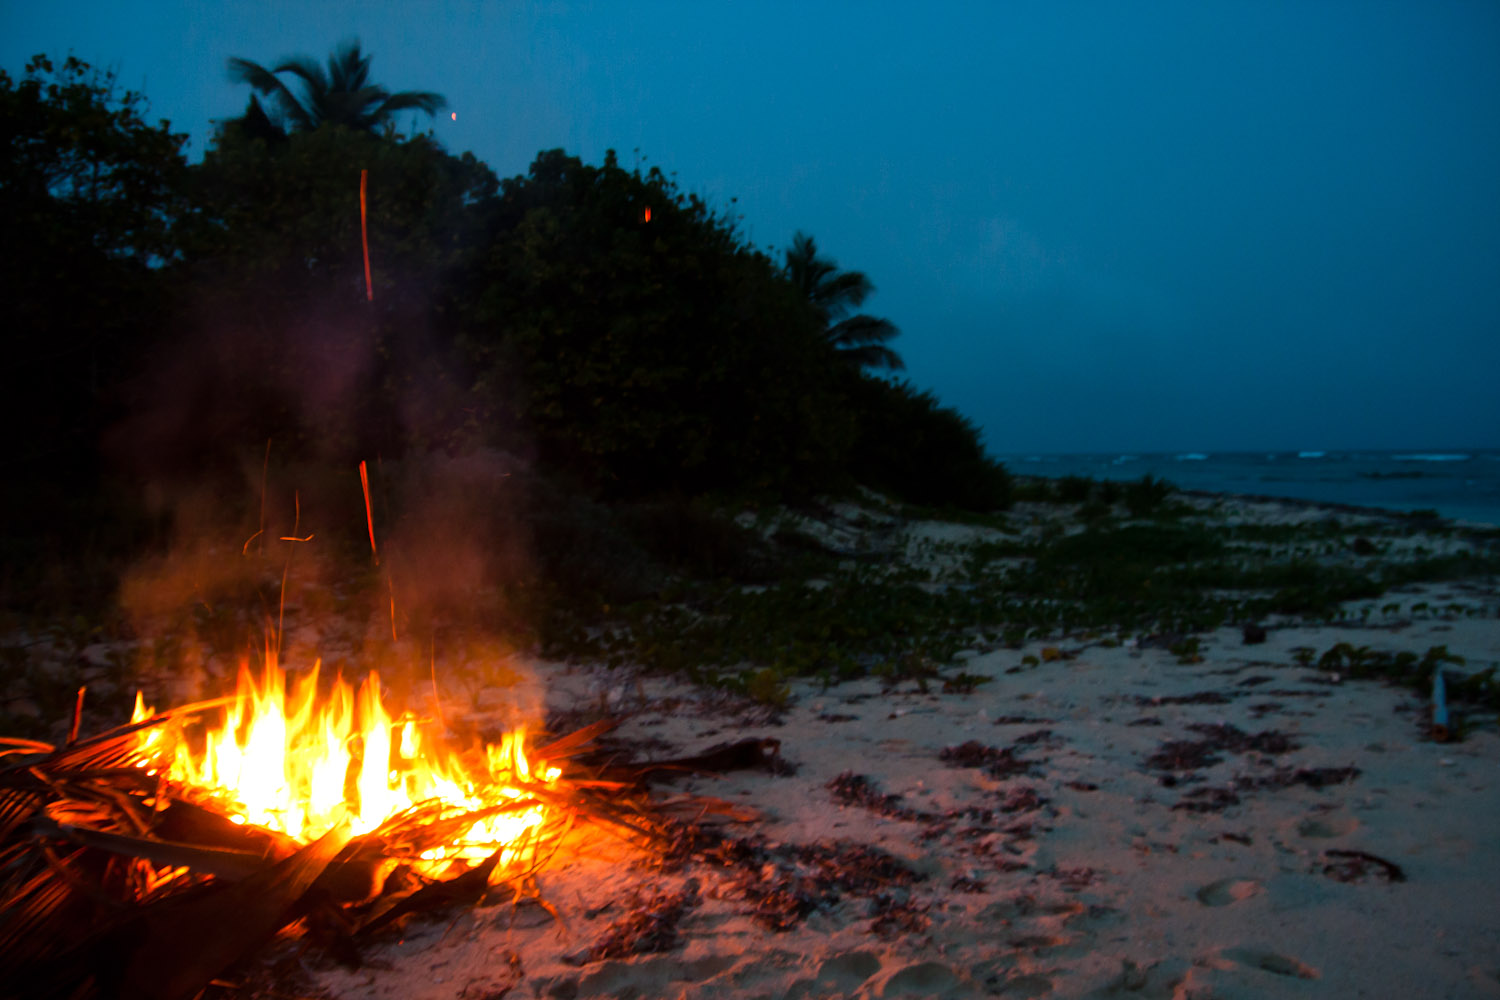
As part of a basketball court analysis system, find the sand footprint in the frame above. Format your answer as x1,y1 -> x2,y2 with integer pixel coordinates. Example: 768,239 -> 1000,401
1295,813 -> 1359,839
1083,957 -> 1190,999
875,961 -> 965,997
1194,877 -> 1261,907
1050,904 -> 1127,959
990,971 -> 1053,998
1223,946 -> 1319,980
782,950 -> 883,999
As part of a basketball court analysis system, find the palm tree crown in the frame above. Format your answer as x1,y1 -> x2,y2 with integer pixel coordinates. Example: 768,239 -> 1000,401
784,231 -> 903,371
226,39 -> 447,135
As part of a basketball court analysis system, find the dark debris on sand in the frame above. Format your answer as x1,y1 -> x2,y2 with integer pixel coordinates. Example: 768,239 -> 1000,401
869,892 -> 932,939
1251,765 -> 1361,790
672,824 -> 928,932
1172,765 -> 1361,813
1172,786 -> 1242,813
1135,691 -> 1233,707
583,883 -> 701,961
1012,728 -> 1063,747
1145,723 -> 1301,772
950,875 -> 989,894
938,740 -> 1040,780
828,771 -> 935,822
729,839 -> 927,931
999,786 -> 1049,813
920,795 -> 1046,846
1323,848 -> 1406,884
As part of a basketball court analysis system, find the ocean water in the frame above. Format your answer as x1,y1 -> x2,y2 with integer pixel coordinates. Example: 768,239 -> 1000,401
1000,450 -> 1500,527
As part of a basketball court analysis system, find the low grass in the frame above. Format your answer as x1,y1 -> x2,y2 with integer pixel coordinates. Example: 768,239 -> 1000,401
532,488 -> 1499,699
4,472 -> 1498,721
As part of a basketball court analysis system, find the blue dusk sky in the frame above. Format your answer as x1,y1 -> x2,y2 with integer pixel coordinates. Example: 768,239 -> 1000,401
5,1 -> 1497,455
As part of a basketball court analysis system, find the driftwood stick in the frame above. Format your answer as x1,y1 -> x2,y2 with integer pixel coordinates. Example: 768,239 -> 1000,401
630,738 -> 786,781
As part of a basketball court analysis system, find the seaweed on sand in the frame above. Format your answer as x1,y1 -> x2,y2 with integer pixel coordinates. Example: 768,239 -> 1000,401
1171,765 -> 1360,813
693,835 -> 926,931
1172,787 -> 1242,813
938,741 -> 1039,780
584,882 -> 701,960
1144,724 -> 1300,772
1246,765 -> 1360,791
869,892 -> 931,939
828,772 -> 935,822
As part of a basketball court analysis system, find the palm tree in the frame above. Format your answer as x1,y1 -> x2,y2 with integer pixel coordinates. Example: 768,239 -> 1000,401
226,39 -> 447,136
784,232 -> 904,371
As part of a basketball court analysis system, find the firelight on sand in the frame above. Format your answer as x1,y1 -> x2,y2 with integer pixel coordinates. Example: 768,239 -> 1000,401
131,655 -> 562,871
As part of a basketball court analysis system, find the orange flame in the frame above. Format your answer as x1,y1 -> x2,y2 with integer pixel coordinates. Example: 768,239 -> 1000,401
132,655 -> 561,871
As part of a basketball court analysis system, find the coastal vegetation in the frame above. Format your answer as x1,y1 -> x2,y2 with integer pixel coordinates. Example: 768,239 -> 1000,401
2,49 -> 1007,613
528,489 -> 1499,705
2,49 -> 1497,734
225,39 -> 448,138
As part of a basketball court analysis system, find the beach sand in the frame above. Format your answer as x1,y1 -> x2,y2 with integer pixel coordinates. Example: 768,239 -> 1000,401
297,501 -> 1500,1000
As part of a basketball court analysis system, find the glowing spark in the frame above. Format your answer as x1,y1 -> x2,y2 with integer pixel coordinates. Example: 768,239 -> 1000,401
388,574 -> 398,643
360,169 -> 373,302
359,460 -> 378,565
450,111 -> 457,121
643,206 -> 652,223
277,492 -> 302,655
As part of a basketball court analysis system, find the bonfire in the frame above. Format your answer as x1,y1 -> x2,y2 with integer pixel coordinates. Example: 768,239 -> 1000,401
0,649 -> 667,1000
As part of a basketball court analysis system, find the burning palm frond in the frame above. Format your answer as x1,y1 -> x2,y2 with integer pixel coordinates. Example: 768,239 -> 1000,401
0,688 -> 692,1000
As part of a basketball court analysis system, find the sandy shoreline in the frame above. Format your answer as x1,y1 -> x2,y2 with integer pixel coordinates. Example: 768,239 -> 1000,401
300,566 -> 1499,997
7,490 -> 1497,999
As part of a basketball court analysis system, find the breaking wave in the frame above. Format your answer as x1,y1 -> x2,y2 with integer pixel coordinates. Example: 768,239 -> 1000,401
1393,453 -> 1471,462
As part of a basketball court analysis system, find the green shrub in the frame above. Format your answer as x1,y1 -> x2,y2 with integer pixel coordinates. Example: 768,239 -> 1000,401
1123,475 -> 1175,517
617,497 -> 772,583
845,376 -> 1011,511
464,150 -> 854,498
1055,475 -> 1094,503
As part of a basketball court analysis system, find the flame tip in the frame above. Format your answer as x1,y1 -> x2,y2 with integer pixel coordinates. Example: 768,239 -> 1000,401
135,659 -> 559,874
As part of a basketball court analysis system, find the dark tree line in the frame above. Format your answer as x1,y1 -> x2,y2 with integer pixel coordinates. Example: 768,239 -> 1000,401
1,47 -> 1010,584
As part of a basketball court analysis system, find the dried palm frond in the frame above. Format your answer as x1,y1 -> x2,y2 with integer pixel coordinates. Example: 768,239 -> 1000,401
0,709 -> 734,1000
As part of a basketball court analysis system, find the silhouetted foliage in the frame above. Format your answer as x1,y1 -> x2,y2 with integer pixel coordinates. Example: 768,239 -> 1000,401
1124,474 -> 1175,517
845,377 -> 1011,510
225,39 -> 447,137
461,150 -> 855,497
0,55 -> 193,607
2,54 -> 1014,614
1055,475 -> 1094,504
784,232 -> 904,371
129,122 -> 499,474
0,56 -> 188,471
